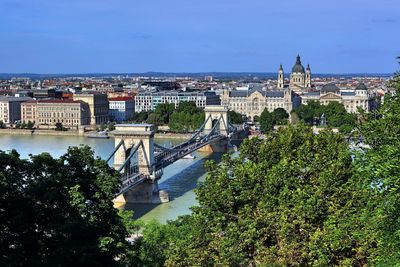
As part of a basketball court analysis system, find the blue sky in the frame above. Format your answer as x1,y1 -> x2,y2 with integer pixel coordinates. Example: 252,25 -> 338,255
0,0 -> 399,73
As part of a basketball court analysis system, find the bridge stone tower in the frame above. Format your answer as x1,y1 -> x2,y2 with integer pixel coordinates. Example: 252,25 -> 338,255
112,124 -> 169,206
113,124 -> 155,175
204,105 -> 229,136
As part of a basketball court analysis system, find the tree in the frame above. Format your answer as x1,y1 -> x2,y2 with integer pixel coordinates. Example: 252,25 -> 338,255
292,101 -> 356,133
355,67 -> 400,265
133,111 -> 150,123
146,112 -> 163,125
26,120 -> 35,129
0,146 -> 131,266
228,110 -> 244,124
0,120 -> 5,129
259,109 -> 274,131
273,108 -> 289,125
154,103 -> 175,124
168,102 -> 204,133
166,125 -> 369,266
259,108 -> 289,132
176,101 -> 200,114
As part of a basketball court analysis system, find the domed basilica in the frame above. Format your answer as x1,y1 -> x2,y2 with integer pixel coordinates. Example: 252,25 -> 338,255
278,54 -> 311,90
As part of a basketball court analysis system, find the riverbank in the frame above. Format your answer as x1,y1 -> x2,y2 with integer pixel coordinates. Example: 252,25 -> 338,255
0,128 -> 191,139
0,128 -> 82,136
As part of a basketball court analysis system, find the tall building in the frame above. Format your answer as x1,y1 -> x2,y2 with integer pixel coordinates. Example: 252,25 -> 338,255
0,97 -> 32,124
73,93 -> 109,125
135,91 -> 220,113
108,96 -> 135,122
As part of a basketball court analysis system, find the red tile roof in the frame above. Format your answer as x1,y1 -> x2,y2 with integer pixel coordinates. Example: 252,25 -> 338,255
108,96 -> 134,101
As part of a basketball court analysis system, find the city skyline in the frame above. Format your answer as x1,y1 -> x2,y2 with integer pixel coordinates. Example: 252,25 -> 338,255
0,0 -> 399,74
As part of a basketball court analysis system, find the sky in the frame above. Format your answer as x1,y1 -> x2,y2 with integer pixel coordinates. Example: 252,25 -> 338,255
0,0 -> 399,74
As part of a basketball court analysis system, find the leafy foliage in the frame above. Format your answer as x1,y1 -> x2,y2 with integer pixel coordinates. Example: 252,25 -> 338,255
292,101 -> 357,133
164,125 -> 370,266
168,102 -> 204,133
228,110 -> 244,124
355,70 -> 400,265
0,146 -> 130,266
259,107 -> 289,131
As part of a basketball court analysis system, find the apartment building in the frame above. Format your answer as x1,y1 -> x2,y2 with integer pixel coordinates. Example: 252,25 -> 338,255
135,90 -> 220,112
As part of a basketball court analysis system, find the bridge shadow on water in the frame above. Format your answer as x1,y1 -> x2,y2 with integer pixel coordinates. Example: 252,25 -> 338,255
125,152 -> 224,220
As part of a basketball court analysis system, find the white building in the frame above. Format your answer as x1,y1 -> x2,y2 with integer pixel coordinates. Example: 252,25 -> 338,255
301,83 -> 371,113
108,97 -> 135,122
135,91 -> 220,113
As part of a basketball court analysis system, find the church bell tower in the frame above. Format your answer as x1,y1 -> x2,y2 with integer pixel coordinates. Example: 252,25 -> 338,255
278,64 -> 284,89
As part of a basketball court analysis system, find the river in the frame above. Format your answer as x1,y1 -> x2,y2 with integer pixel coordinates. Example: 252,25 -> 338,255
0,134 -> 223,224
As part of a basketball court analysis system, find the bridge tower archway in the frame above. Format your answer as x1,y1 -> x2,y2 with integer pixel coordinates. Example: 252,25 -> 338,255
204,105 -> 229,136
113,124 -> 155,176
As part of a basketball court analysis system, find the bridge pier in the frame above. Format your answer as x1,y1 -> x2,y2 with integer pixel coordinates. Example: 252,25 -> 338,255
113,181 -> 169,207
198,138 -> 229,152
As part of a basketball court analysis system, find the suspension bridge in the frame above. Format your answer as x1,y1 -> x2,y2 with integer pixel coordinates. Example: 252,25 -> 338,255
107,106 -> 247,205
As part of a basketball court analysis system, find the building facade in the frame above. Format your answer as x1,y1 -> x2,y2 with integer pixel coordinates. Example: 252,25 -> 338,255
73,93 -> 109,125
21,100 -> 38,123
109,96 -> 135,122
0,97 -> 32,124
220,88 -> 299,120
301,83 -> 370,113
35,99 -> 90,127
135,91 -> 220,112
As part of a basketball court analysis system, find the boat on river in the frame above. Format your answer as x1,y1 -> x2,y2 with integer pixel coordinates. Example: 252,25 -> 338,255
87,130 -> 110,139
182,153 -> 196,159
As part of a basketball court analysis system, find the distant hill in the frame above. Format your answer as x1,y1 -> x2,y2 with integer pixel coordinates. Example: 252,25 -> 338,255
0,72 -> 392,80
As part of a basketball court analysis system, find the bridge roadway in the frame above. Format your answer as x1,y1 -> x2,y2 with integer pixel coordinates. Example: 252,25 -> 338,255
117,133 -> 225,196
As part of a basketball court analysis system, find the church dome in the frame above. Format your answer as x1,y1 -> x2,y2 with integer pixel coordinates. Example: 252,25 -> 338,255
355,82 -> 368,91
291,55 -> 305,73
321,83 -> 340,94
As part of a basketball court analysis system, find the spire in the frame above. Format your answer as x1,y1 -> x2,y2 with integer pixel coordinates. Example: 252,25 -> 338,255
296,54 -> 301,64
279,64 -> 283,71
306,64 -> 310,71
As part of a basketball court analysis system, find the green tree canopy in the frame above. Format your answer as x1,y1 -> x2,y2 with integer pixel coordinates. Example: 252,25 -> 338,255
259,108 -> 289,132
0,146 -> 130,266
154,103 -> 175,124
292,101 -> 356,133
228,110 -> 244,124
176,101 -> 201,114
165,125 -> 370,266
355,69 -> 400,265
